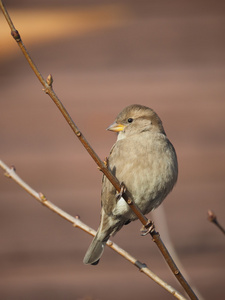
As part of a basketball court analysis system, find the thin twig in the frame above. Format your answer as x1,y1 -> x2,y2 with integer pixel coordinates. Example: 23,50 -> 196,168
0,160 -> 186,300
208,210 -> 225,235
0,2 -> 198,299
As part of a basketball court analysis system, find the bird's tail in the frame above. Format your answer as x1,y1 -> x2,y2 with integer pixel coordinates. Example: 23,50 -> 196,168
83,211 -> 123,265
83,232 -> 106,265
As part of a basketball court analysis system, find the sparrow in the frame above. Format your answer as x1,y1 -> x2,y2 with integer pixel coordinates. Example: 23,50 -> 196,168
83,104 -> 178,265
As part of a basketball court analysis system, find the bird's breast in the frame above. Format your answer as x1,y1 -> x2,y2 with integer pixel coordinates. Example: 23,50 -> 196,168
107,132 -> 177,218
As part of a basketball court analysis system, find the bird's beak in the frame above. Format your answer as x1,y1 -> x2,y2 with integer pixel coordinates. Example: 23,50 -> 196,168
107,122 -> 125,132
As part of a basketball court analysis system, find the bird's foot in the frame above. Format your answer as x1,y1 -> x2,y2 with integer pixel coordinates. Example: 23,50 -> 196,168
140,219 -> 155,236
116,182 -> 126,200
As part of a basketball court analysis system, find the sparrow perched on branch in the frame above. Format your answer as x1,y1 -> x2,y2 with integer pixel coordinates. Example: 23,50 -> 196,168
83,104 -> 178,265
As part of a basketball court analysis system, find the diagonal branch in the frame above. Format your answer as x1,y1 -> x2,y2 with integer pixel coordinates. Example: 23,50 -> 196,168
0,160 -> 186,300
0,2 -> 197,299
208,210 -> 225,235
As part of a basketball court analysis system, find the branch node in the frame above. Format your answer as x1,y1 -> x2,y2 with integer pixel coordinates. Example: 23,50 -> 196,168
4,171 -> 11,178
4,165 -> 16,178
103,157 -> 108,167
43,74 -> 53,94
76,131 -> 81,137
98,158 -> 108,173
11,29 -> 21,42
10,165 -> 16,172
127,198 -> 132,205
174,269 -> 180,276
135,260 -> 147,271
72,215 -> 80,227
39,192 -> 47,202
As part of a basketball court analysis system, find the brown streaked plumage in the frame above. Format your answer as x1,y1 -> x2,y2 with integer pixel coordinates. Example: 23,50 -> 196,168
83,104 -> 178,265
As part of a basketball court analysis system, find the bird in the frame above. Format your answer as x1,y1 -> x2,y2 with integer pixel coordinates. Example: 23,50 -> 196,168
83,104 -> 178,265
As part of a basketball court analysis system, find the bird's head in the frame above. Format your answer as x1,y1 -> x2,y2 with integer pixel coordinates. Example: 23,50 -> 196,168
107,104 -> 165,140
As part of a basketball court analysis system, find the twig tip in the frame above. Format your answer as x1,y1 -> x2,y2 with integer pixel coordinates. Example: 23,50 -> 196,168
207,209 -> 216,223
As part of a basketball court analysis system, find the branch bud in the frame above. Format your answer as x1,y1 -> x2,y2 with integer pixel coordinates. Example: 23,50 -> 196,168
39,192 -> 47,202
46,74 -> 53,87
207,209 -> 216,223
11,29 -> 21,42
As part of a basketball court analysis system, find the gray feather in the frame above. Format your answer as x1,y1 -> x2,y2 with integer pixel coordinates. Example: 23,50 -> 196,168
83,234 -> 105,265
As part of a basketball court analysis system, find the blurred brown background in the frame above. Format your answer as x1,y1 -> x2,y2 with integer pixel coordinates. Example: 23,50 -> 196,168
0,1 -> 225,299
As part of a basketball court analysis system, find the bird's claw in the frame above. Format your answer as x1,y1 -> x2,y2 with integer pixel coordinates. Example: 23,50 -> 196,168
116,182 -> 126,200
140,220 -> 155,236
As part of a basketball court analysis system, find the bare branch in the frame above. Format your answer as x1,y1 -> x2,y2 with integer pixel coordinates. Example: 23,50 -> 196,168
0,160 -> 186,300
0,2 -> 197,299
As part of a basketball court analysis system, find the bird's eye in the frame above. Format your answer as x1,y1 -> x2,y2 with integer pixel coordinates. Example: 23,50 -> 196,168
127,118 -> 133,123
